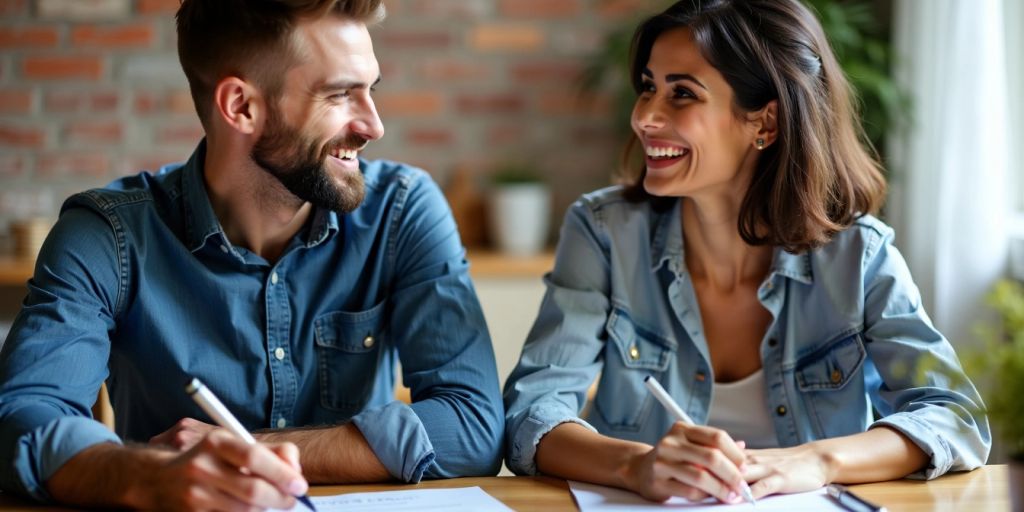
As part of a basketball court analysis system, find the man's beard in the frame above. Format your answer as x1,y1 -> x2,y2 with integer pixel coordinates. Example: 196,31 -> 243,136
251,107 -> 366,213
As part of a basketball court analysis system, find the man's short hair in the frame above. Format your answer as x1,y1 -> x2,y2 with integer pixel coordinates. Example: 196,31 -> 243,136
176,0 -> 385,129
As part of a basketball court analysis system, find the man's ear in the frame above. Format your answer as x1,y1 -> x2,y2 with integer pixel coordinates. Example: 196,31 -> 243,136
748,99 -> 779,148
212,77 -> 263,135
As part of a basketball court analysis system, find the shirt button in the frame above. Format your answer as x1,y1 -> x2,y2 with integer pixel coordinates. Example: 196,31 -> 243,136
270,272 -> 279,285
768,338 -> 778,348
277,417 -> 287,428
831,369 -> 842,384
695,372 -> 706,382
628,345 -> 640,360
363,335 -> 375,348
274,347 -> 285,360
776,405 -> 788,416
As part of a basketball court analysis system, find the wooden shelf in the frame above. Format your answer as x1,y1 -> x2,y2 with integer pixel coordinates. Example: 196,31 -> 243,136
0,250 -> 555,286
0,255 -> 33,287
466,249 -> 554,279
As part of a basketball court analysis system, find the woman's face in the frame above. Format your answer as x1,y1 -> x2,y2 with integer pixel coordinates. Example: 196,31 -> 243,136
631,27 -> 762,200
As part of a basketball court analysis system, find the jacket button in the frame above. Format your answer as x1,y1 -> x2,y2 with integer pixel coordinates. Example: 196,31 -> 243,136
831,369 -> 842,384
776,405 -> 787,416
363,335 -> 375,348
768,338 -> 778,348
628,345 -> 640,360
695,372 -> 706,382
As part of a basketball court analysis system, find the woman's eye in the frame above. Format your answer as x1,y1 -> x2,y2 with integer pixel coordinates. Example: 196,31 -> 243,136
640,82 -> 656,94
673,87 -> 695,100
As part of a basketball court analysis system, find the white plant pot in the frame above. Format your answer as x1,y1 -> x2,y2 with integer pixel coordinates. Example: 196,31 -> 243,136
489,183 -> 551,256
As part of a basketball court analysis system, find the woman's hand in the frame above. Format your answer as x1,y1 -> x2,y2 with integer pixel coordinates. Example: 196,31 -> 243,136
621,422 -> 749,504
742,443 -> 837,499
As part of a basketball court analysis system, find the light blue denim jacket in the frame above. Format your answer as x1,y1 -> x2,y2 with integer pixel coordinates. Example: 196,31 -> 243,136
504,186 -> 990,479
0,141 -> 504,501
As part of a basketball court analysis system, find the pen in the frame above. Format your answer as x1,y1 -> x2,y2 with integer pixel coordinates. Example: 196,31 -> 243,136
643,375 -> 757,506
827,484 -> 887,512
186,378 -> 317,512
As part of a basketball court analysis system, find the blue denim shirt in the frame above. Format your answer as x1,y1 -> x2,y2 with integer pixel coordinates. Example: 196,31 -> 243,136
0,142 -> 504,501
504,186 -> 990,479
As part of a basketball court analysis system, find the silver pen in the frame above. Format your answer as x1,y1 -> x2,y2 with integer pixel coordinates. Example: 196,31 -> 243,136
827,484 -> 887,512
643,375 -> 757,506
186,378 -> 316,512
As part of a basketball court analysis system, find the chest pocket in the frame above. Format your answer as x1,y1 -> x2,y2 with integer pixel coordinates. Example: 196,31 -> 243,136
594,308 -> 674,431
794,332 -> 869,437
314,301 -> 386,415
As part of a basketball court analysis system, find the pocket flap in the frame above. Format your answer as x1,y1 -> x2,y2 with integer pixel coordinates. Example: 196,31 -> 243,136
795,333 -> 866,391
314,301 -> 386,353
606,308 -> 673,371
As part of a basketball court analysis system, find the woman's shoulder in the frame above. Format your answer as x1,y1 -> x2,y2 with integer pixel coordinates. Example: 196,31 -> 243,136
809,214 -> 897,267
571,185 -> 662,223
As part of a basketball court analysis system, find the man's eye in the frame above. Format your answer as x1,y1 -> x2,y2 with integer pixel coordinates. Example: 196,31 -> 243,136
330,91 -> 350,100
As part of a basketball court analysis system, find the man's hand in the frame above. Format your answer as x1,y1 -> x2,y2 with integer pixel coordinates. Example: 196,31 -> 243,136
49,429 -> 308,510
150,417 -> 218,451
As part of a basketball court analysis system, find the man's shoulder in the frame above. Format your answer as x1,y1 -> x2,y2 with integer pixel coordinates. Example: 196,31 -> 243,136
360,158 -> 433,193
64,163 -> 184,216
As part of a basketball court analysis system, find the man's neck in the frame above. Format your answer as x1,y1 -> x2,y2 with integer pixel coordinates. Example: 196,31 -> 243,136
203,147 -> 313,263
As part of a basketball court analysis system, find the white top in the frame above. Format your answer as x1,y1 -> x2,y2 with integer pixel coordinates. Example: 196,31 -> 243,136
705,368 -> 779,449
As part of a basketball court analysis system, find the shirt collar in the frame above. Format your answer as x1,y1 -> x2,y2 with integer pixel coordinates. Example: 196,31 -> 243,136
648,198 -> 813,284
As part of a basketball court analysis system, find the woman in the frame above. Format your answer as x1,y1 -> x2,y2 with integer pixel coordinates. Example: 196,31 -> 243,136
503,0 -> 989,504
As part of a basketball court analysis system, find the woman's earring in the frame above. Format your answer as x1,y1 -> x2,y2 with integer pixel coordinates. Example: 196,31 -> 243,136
756,138 -> 765,150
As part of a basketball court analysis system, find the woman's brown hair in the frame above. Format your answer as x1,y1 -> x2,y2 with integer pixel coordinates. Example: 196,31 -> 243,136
623,0 -> 887,253
176,0 -> 385,130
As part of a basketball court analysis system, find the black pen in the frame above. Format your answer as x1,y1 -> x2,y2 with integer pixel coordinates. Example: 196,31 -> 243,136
186,378 -> 317,512
827,484 -> 886,512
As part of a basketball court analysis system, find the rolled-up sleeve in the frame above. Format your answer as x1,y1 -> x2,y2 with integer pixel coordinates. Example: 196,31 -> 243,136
503,200 -> 612,475
367,172 -> 503,481
0,204 -> 123,501
862,226 -> 991,479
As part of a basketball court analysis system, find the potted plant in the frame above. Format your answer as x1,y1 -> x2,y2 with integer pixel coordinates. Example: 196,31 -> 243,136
487,163 -> 550,256
965,279 -> 1024,510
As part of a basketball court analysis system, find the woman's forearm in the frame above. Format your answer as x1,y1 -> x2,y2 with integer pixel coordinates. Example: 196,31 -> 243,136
535,422 -> 650,489
813,426 -> 929,484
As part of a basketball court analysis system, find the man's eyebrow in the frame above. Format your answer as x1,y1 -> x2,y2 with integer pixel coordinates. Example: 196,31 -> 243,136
316,75 -> 382,92
641,68 -> 707,91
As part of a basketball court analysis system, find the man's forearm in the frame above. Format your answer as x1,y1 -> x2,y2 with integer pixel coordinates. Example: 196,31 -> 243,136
47,442 -> 171,508
257,423 -> 391,483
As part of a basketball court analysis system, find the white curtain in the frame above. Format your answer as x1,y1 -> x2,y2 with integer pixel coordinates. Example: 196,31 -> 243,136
887,0 -> 1014,352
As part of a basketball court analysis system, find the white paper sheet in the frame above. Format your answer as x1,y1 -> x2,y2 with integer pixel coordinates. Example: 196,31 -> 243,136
569,480 -> 846,511
272,486 -> 514,512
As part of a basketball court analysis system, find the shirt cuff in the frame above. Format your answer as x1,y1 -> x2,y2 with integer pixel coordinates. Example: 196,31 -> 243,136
351,401 -> 435,483
508,405 -> 597,476
11,416 -> 121,502
871,412 -> 954,480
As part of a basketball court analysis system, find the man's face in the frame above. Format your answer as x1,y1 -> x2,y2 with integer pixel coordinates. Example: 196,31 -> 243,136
251,17 -> 384,213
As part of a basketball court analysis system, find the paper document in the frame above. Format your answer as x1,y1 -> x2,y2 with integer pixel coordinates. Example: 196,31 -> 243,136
272,486 -> 513,512
569,480 -> 846,511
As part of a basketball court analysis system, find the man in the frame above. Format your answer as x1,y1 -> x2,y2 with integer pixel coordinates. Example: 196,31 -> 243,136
0,0 -> 504,509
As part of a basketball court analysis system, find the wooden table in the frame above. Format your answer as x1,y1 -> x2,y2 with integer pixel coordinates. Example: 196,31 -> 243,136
0,465 -> 1010,511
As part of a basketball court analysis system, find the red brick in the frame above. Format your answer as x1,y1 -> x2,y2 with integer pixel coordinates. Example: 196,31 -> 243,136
417,59 -> 492,83
71,23 -> 154,47
0,26 -> 59,48
406,128 -> 454,146
156,123 -> 205,145
375,91 -> 443,117
538,91 -> 612,116
378,31 -> 452,49
22,56 -> 103,80
37,153 -> 110,178
0,154 -> 28,177
455,93 -> 525,114
0,0 -> 27,16
167,90 -> 194,114
65,120 -> 123,145
120,152 -> 184,174
0,124 -> 45,147
470,25 -> 544,52
0,89 -> 33,113
44,90 -> 119,112
136,0 -> 179,15
499,0 -> 581,18
511,61 -> 585,84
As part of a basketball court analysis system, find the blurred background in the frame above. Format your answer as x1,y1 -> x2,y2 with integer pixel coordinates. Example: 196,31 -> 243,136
0,0 -> 1022,461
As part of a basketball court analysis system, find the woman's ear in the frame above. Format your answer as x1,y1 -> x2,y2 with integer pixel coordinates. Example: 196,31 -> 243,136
212,77 -> 263,135
749,99 -> 779,150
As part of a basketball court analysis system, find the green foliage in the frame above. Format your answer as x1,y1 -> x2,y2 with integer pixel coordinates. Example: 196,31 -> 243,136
491,162 -> 543,185
581,0 -> 909,157
965,280 -> 1024,456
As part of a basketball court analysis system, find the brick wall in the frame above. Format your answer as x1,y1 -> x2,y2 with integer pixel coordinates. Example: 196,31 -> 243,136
0,0 -> 664,248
